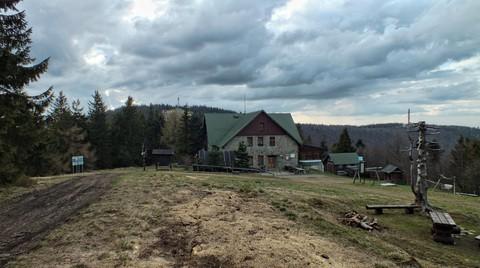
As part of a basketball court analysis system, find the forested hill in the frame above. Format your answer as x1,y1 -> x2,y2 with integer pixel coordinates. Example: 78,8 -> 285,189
135,104 -> 236,116
107,104 -> 235,120
298,123 -> 480,154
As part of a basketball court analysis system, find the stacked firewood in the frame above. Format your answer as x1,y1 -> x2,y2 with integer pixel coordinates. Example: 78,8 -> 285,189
339,211 -> 380,231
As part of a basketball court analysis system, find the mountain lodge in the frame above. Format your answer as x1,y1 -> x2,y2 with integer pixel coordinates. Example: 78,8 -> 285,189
203,110 -> 303,170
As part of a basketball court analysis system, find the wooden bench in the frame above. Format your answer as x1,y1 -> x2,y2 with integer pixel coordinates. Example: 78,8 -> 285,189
429,211 -> 459,245
366,204 -> 419,215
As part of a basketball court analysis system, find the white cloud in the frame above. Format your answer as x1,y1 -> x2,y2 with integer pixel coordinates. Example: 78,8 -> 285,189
84,48 -> 107,66
122,0 -> 168,22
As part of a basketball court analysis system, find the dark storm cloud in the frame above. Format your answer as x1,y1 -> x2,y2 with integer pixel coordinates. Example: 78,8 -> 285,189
20,1 -> 128,75
118,0 -> 280,88
18,0 -> 480,125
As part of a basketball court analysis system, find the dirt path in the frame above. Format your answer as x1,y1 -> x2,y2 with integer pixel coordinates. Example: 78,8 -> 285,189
0,174 -> 115,266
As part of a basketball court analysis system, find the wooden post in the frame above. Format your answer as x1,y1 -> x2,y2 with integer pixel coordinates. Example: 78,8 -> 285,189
453,177 -> 456,195
142,142 -> 146,171
414,121 -> 431,212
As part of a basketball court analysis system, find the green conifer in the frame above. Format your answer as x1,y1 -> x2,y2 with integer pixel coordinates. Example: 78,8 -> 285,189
235,141 -> 249,168
0,0 -> 52,183
88,90 -> 111,169
332,128 -> 355,153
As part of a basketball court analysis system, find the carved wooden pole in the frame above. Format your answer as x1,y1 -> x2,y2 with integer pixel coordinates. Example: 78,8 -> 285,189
415,121 -> 431,211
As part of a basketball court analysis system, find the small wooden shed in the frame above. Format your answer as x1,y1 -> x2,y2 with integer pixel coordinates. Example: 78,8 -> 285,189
150,149 -> 175,168
381,164 -> 403,183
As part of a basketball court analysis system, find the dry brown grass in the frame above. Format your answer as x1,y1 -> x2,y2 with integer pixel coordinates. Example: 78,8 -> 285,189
7,170 -> 387,267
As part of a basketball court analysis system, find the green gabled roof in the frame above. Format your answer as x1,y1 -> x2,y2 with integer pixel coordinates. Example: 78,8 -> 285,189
269,113 -> 303,145
328,153 -> 359,165
204,113 -> 243,149
217,111 -> 261,147
204,111 -> 303,149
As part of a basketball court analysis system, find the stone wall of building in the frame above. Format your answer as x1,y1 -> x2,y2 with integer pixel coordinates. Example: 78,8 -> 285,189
223,135 -> 299,169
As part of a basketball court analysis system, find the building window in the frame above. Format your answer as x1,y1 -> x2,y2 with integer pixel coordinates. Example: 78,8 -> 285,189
257,155 -> 264,167
247,137 -> 253,147
269,136 -> 275,146
257,136 -> 264,146
248,156 -> 253,166
259,122 -> 265,131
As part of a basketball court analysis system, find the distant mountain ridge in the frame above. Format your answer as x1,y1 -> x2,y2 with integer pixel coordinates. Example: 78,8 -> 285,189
298,123 -> 480,154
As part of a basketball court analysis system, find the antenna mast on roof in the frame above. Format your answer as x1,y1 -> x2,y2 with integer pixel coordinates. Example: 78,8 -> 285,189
408,108 -> 411,125
243,94 -> 247,114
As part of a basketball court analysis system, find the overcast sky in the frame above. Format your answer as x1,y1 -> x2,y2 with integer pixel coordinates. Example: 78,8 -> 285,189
20,0 -> 480,126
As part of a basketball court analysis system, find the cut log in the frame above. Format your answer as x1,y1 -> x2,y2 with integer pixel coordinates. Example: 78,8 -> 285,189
360,222 -> 373,230
339,211 -> 380,231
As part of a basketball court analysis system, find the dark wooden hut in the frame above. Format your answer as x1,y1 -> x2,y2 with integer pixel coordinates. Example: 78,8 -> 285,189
381,164 -> 403,183
299,144 -> 324,160
150,149 -> 174,169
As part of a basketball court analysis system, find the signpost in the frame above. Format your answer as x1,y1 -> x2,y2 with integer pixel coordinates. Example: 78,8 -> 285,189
72,155 -> 84,174
353,156 -> 366,184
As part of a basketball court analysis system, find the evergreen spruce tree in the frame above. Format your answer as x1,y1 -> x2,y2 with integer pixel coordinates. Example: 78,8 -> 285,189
111,96 -> 145,167
0,0 -> 49,95
189,111 -> 204,155
235,141 -> 249,168
449,136 -> 466,189
47,92 -> 72,173
48,91 -> 72,127
427,139 -> 442,180
161,108 -> 182,150
449,137 -> 480,193
87,90 -> 111,169
355,139 -> 366,156
177,106 -> 192,156
319,140 -> 329,158
47,92 -> 94,173
332,128 -> 355,153
464,139 -> 480,193
71,98 -> 87,129
144,104 -> 164,150
0,0 -> 52,183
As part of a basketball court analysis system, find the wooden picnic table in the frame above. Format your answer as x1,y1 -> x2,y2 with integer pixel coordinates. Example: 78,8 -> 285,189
429,211 -> 459,245
430,211 -> 456,226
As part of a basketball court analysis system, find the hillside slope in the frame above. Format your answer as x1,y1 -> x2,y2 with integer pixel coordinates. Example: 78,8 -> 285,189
299,123 -> 480,154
